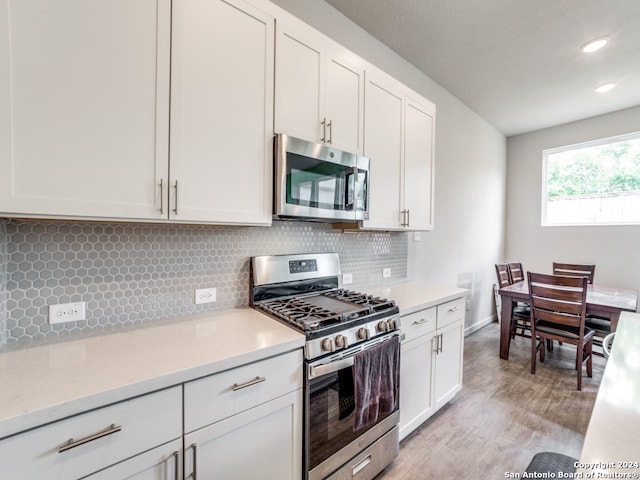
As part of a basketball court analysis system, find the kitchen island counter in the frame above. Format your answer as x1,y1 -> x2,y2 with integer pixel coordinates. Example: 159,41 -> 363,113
0,308 -> 304,439
577,311 -> 640,476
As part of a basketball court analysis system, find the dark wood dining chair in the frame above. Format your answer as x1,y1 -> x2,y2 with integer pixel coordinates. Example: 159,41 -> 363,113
507,262 -> 525,284
552,263 -> 607,356
528,272 -> 595,391
506,262 -> 530,337
552,262 -> 596,284
495,264 -> 531,340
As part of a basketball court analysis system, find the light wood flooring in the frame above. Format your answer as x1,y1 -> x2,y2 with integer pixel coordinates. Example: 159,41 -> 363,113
376,321 -> 606,479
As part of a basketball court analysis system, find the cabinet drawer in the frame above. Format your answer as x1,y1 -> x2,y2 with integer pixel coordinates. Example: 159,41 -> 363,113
401,307 -> 436,343
437,297 -> 466,328
0,386 -> 182,480
184,349 -> 303,433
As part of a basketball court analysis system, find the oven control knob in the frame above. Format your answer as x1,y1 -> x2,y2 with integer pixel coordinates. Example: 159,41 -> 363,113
321,338 -> 334,352
377,321 -> 389,333
357,327 -> 370,340
387,319 -> 397,331
335,335 -> 348,349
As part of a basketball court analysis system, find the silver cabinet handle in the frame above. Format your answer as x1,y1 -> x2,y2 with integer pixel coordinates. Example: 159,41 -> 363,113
232,376 -> 266,391
58,424 -> 121,453
438,333 -> 443,353
412,318 -> 428,325
173,180 -> 179,215
407,209 -> 410,227
401,209 -> 410,227
186,443 -> 197,480
159,178 -> 164,215
321,117 -> 327,142
448,306 -> 461,313
172,450 -> 180,480
327,119 -> 333,144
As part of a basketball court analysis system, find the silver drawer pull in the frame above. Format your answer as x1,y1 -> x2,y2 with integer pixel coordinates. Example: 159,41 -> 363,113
232,376 -> 266,391
412,318 -> 428,325
58,424 -> 122,453
448,306 -> 461,312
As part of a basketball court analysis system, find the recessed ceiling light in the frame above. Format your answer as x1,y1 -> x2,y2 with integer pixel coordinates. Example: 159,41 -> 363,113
595,82 -> 616,93
581,37 -> 609,53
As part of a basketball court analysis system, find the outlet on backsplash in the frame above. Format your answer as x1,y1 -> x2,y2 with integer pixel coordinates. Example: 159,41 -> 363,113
382,268 -> 391,278
49,302 -> 86,324
342,273 -> 353,285
195,287 -> 217,305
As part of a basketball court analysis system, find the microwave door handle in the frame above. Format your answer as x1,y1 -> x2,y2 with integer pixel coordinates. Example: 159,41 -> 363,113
345,167 -> 357,210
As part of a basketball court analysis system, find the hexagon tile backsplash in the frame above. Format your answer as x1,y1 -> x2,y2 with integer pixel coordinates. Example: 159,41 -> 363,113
0,219 -> 407,349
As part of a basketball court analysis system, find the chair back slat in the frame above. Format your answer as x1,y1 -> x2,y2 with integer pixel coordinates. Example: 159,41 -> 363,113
534,309 -> 581,329
507,262 -> 525,283
552,262 -> 595,284
495,264 -> 511,288
530,284 -> 584,304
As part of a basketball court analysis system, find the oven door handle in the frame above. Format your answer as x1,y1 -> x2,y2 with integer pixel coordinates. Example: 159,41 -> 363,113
308,357 -> 354,379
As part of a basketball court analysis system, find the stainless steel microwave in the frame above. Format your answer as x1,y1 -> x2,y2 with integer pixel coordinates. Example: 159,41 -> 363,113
274,134 -> 369,222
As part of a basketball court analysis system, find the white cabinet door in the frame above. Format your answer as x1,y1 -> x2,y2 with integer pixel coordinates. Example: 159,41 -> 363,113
0,0 -> 170,220
170,0 -> 273,225
83,439 -> 182,480
184,390 -> 302,480
362,68 -> 404,230
324,44 -> 364,154
403,95 -> 435,231
275,17 -> 364,154
399,334 -> 434,441
274,18 -> 324,144
433,319 -> 464,411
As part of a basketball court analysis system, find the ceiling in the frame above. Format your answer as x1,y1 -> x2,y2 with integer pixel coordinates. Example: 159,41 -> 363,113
324,0 -> 640,137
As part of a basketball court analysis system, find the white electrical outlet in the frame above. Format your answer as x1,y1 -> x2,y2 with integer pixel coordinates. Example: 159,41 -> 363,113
383,268 -> 391,278
49,302 -> 86,325
195,287 -> 217,305
343,273 -> 353,285
413,232 -> 421,242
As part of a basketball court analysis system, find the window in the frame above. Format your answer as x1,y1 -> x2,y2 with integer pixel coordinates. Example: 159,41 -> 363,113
542,132 -> 640,226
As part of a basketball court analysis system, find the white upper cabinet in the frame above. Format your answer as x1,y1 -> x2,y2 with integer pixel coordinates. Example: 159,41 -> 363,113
361,67 -> 404,230
275,15 -> 364,154
403,94 -> 435,231
0,0 -> 171,220
0,0 -> 273,225
170,0 -> 274,225
360,66 -> 436,231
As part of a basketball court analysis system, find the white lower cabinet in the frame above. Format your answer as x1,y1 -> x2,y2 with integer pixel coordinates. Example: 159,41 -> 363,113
399,297 -> 465,440
0,349 -> 304,480
184,390 -> 302,480
433,316 -> 464,411
183,349 -> 303,480
0,387 -> 183,480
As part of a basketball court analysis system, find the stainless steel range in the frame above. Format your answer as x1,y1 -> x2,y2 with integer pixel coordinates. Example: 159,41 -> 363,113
250,253 -> 401,480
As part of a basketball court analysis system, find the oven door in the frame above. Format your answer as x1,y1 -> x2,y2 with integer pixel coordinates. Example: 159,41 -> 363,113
305,333 -> 400,480
274,133 -> 369,222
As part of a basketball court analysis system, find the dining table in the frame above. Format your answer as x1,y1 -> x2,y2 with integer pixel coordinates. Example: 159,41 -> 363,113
498,281 -> 638,360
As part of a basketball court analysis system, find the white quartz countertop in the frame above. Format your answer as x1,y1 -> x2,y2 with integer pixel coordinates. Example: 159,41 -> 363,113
578,312 -> 640,476
0,308 -> 304,440
364,281 -> 468,315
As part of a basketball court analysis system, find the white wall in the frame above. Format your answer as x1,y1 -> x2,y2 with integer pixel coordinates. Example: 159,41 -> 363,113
270,0 -> 507,332
506,105 -> 640,292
